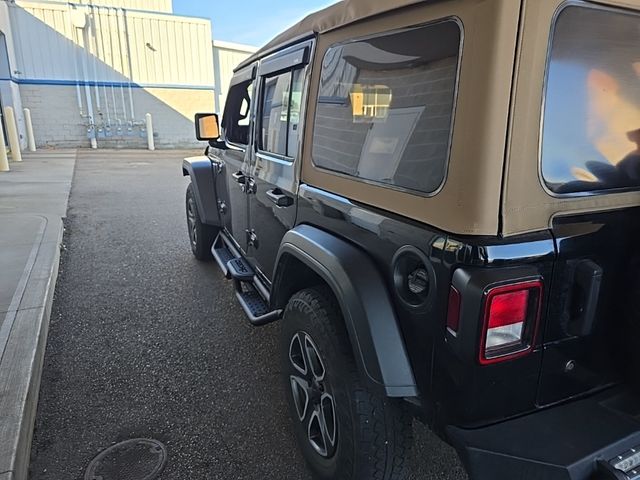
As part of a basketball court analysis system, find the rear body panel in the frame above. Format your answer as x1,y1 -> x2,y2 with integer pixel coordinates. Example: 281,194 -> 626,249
539,207 -> 640,405
297,185 -> 558,428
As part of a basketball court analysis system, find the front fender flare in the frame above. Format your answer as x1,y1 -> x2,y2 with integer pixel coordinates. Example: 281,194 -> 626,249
274,225 -> 418,398
182,156 -> 220,226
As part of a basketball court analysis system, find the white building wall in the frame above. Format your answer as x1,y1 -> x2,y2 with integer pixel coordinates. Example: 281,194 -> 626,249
20,84 -> 213,148
73,0 -> 172,13
212,40 -> 257,113
2,0 -> 215,148
11,1 -> 213,87
0,1 -> 28,149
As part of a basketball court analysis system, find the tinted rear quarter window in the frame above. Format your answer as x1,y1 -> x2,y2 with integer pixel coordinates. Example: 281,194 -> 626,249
542,5 -> 640,194
312,21 -> 461,194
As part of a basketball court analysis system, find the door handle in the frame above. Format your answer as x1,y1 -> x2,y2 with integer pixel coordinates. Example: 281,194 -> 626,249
232,171 -> 246,184
568,259 -> 603,337
266,188 -> 293,207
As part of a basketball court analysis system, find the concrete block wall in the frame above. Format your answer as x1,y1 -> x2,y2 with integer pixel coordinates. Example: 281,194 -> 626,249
19,84 -> 214,149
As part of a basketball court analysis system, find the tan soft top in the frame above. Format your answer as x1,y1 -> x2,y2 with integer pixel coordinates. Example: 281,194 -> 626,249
237,0 -> 430,70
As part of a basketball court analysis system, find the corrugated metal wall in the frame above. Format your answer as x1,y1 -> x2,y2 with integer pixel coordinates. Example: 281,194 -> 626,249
10,0 -> 213,87
73,0 -> 172,13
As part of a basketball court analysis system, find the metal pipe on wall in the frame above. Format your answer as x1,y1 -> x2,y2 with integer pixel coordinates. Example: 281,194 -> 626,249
115,8 -> 129,127
88,6 -> 101,116
121,9 -> 136,122
77,17 -> 98,149
104,7 -> 122,130
95,7 -> 113,131
67,4 -> 85,116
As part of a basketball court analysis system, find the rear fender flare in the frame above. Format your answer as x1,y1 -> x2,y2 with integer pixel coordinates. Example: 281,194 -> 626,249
273,224 -> 418,398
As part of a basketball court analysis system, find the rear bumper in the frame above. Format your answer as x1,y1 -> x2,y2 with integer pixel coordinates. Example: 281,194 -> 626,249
448,388 -> 640,480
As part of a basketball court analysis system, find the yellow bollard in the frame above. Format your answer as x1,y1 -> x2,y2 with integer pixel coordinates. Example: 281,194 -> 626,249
24,108 -> 36,152
4,106 -> 22,162
145,113 -> 155,151
0,121 -> 8,172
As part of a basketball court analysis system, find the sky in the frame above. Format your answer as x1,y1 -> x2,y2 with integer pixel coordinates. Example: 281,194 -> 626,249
172,0 -> 337,47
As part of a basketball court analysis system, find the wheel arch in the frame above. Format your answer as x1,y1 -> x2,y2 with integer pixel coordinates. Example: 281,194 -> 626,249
182,156 -> 220,226
272,224 -> 418,398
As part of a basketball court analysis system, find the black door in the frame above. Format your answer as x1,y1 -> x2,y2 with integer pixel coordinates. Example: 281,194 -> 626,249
213,64 -> 257,254
246,43 -> 311,280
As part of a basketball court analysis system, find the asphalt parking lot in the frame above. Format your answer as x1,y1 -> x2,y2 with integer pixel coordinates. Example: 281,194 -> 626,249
28,149 -> 468,480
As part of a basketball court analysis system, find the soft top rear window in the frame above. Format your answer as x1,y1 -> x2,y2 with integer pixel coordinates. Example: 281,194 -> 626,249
542,5 -> 640,195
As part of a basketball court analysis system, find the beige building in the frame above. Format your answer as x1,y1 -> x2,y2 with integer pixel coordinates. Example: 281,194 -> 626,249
0,0 -> 255,149
212,40 -> 257,114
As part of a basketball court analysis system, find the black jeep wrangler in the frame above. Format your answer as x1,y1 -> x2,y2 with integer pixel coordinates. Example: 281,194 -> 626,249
182,0 -> 640,478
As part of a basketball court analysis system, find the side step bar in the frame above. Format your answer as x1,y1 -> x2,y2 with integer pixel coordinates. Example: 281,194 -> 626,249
211,233 -> 282,326
212,234 -> 234,278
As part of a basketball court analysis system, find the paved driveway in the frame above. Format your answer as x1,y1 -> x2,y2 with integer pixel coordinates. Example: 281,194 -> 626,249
29,150 -> 467,480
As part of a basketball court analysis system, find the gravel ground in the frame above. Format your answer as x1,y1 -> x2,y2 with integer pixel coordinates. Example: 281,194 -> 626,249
28,150 -> 468,480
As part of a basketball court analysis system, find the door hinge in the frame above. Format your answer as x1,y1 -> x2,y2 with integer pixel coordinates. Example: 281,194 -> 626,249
246,229 -> 259,248
217,200 -> 227,215
241,178 -> 257,195
211,161 -> 223,174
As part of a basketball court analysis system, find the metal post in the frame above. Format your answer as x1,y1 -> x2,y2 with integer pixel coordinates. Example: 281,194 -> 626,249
4,107 -> 22,162
0,119 -> 9,172
145,113 -> 155,151
23,108 -> 36,152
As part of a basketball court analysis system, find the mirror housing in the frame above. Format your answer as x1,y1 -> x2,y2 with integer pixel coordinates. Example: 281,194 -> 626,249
194,113 -> 220,141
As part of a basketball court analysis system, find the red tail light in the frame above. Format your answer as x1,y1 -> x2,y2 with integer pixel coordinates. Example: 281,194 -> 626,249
480,280 -> 542,365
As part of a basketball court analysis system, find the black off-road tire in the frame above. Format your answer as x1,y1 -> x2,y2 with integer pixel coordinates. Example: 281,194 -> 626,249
281,286 -> 413,480
185,183 -> 217,261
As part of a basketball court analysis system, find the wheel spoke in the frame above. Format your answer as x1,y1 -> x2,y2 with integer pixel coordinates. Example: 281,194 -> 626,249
303,335 -> 325,381
289,333 -> 307,376
307,407 -> 328,457
320,393 -> 336,446
187,199 -> 195,221
290,375 -> 310,421
187,199 -> 197,245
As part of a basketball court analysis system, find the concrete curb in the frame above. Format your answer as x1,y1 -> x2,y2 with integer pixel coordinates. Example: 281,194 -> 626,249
0,216 -> 63,480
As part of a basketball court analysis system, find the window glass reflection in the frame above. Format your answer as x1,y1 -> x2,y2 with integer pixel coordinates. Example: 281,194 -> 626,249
312,21 -> 461,194
542,6 -> 640,194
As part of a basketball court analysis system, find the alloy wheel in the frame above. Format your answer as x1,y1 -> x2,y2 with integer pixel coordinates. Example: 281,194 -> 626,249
289,332 -> 337,458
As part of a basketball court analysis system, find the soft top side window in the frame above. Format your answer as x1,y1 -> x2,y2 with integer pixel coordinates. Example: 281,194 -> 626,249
311,20 -> 462,194
259,67 -> 304,159
542,5 -> 640,195
222,78 -> 254,146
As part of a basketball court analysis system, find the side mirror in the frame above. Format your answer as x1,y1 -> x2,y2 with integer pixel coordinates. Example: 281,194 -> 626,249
194,113 -> 220,141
